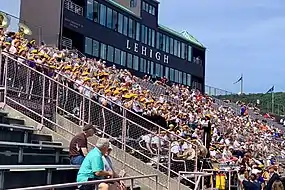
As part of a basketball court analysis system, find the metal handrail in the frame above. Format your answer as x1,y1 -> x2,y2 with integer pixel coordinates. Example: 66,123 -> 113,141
55,70 -> 198,151
0,165 -> 79,171
8,174 -> 158,190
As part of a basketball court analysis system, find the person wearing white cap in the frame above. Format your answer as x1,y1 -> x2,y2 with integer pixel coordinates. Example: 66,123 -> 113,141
102,144 -> 126,190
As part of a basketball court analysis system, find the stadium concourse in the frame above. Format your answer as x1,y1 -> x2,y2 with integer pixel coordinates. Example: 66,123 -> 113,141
1,18 -> 285,190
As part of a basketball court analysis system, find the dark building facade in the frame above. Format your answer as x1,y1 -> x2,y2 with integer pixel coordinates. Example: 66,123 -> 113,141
20,0 -> 206,91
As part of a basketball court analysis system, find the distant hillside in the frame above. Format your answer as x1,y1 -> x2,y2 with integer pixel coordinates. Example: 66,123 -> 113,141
217,92 -> 285,116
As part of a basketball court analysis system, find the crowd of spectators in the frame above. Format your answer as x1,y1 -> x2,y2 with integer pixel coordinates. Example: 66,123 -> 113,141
2,26 -> 285,189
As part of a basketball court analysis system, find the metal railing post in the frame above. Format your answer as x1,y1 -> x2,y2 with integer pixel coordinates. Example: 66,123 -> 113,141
41,75 -> 46,125
3,56 -> 8,106
122,109 -> 127,168
81,96 -> 85,126
157,126 -> 161,169
130,178 -> 134,190
177,171 -> 181,190
167,140 -> 171,189
88,98 -> 91,124
228,170 -> 231,190
155,175 -> 158,190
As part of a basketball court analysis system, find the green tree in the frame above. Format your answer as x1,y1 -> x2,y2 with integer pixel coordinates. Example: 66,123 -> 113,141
216,92 -> 285,116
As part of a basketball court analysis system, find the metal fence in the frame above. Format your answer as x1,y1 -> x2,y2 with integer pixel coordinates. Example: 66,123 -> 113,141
204,85 -> 234,96
0,52 -> 200,189
9,174 -> 158,190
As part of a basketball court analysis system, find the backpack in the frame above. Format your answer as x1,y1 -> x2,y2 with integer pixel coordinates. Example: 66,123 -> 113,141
272,180 -> 284,190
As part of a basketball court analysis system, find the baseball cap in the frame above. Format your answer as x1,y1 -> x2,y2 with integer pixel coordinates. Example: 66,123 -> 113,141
82,124 -> 97,132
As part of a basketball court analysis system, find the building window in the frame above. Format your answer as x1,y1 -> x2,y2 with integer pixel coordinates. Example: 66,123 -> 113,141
147,61 -> 150,74
145,3 -> 149,12
187,74 -> 191,86
100,43 -> 107,60
175,70 -> 179,82
127,53 -> 133,68
165,36 -> 169,53
155,63 -> 162,77
140,58 -> 146,72
141,25 -> 145,44
107,45 -> 114,62
188,45 -> 192,62
173,40 -> 177,56
130,0 -> 137,7
162,35 -> 166,51
178,71 -> 182,83
118,13 -> 123,34
151,29 -> 155,47
181,43 -> 185,59
93,1 -> 99,22
84,37 -> 92,55
150,6 -> 155,15
170,68 -> 174,81
177,41 -> 181,58
99,4 -> 106,26
86,0 -> 93,20
169,38 -> 173,55
112,10 -> 118,31
160,64 -> 164,77
148,28 -> 152,46
165,67 -> 169,78
156,32 -> 160,49
123,16 -> 128,36
133,55 -> 139,70
128,18 -> 134,38
114,48 -> 121,64
144,26 -> 148,45
120,51 -> 126,66
92,40 -> 99,57
136,22 -> 140,41
183,72 -> 187,85
106,7 -> 112,29
159,33 -> 163,51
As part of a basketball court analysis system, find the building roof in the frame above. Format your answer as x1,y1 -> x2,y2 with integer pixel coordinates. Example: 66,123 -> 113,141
158,25 -> 205,49
107,0 -> 140,18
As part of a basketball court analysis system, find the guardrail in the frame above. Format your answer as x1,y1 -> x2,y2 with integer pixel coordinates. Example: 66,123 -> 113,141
178,171 -> 214,190
9,174 -> 158,190
204,85 -> 234,96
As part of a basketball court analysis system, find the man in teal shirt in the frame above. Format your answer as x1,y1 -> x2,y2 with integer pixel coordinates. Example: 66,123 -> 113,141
77,138 -> 113,190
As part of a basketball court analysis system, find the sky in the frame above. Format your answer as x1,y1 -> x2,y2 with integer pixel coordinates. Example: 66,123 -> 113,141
1,0 -> 285,93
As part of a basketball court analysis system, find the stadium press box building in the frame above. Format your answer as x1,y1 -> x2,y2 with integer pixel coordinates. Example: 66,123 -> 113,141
20,0 -> 206,92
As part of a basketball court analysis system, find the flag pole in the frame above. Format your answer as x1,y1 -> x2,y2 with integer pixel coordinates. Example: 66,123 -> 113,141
240,74 -> 243,94
271,90 -> 274,113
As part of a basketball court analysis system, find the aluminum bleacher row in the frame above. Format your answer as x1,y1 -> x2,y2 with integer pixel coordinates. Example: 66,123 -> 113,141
0,110 -> 79,190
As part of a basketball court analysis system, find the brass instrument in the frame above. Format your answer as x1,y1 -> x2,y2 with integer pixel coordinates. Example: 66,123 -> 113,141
18,23 -> 32,36
0,12 -> 11,28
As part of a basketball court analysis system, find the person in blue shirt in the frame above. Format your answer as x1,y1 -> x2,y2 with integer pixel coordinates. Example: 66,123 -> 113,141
77,138 -> 114,190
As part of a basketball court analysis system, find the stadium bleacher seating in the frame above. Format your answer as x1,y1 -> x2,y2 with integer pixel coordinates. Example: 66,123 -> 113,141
1,9 -> 285,190
0,109 -> 79,189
